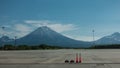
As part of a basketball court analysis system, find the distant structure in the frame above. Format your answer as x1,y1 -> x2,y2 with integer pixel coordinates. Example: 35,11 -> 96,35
92,30 -> 95,45
92,30 -> 95,41
1,26 -> 5,49
14,36 -> 17,46
1,26 -> 5,36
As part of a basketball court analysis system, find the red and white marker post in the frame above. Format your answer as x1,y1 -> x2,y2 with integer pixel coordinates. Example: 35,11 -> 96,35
75,53 -> 79,63
79,53 -> 82,63
75,53 -> 82,63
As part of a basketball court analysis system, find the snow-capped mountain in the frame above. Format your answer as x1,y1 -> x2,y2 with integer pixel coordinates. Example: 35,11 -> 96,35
0,36 -> 14,44
14,26 -> 90,47
1,26 -> 120,47
95,32 -> 120,44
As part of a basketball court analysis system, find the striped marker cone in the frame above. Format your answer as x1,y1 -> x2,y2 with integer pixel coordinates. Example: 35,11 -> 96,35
79,53 -> 82,63
79,57 -> 82,63
76,53 -> 79,63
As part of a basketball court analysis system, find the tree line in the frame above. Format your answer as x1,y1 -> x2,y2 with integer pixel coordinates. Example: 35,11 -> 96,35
1,44 -> 120,50
89,44 -> 120,49
0,44 -> 64,50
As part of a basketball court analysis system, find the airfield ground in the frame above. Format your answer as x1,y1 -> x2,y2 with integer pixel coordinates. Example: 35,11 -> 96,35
0,49 -> 120,68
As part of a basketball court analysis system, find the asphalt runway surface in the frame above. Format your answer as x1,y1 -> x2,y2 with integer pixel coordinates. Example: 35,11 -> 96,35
0,63 -> 120,68
0,49 -> 120,68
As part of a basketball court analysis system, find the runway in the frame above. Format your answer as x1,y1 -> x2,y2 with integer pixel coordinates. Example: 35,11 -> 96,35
0,63 -> 120,68
0,49 -> 120,68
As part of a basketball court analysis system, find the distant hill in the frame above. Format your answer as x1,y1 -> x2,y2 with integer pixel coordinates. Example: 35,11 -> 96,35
0,36 -> 14,44
4,26 -> 91,47
95,32 -> 120,45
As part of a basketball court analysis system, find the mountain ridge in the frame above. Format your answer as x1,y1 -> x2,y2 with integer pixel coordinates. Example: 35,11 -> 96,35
95,32 -> 120,44
10,26 -> 91,47
0,26 -> 120,47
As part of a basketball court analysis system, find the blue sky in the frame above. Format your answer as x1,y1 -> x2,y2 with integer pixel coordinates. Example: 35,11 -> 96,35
0,0 -> 120,41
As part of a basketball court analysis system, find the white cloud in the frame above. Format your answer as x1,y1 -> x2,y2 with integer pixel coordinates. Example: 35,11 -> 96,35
12,24 -> 33,38
63,34 -> 101,41
0,24 -> 33,38
25,20 -> 50,27
3,20 -> 101,41
24,20 -> 77,33
14,24 -> 32,32
0,26 -> 12,37
25,20 -> 50,24
0,20 -> 78,39
75,36 -> 100,41
49,24 -> 77,33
